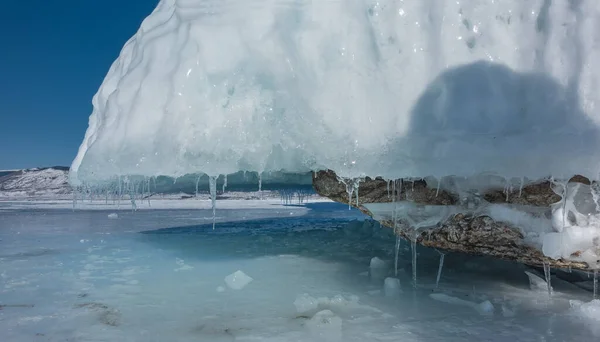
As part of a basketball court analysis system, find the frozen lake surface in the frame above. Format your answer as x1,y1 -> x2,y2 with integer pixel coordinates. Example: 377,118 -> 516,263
1,200 -> 599,341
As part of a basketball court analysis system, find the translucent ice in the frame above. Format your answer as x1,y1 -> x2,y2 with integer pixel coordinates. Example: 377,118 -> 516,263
524,270 -> 552,293
224,270 -> 253,290
70,0 -> 600,186
383,277 -> 402,297
569,300 -> 600,336
430,293 -> 494,316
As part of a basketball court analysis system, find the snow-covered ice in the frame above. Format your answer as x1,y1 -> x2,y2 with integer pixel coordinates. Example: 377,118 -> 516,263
70,0 -> 600,184
1,201 -> 600,341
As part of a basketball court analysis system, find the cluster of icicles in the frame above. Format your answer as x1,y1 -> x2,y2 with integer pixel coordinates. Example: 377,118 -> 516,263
71,172 -> 599,299
72,174 -> 237,230
71,173 -> 314,229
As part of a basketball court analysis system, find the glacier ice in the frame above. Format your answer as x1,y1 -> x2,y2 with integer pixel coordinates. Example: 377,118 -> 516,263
70,0 -> 600,185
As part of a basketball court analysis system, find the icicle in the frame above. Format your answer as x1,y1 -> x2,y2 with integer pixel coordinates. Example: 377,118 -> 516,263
387,180 -> 390,199
195,175 -> 201,198
128,181 -> 137,212
147,177 -> 151,206
594,269 -> 598,300
72,186 -> 78,211
436,179 -> 441,197
394,235 -> 400,277
568,266 -> 572,273
222,174 -> 227,193
519,178 -> 524,197
209,176 -> 217,230
342,179 -> 353,210
258,173 -> 262,199
562,182 -> 568,233
543,262 -> 552,298
411,236 -> 417,289
355,181 -> 360,206
436,252 -> 445,289
117,176 -> 122,209
592,181 -> 600,209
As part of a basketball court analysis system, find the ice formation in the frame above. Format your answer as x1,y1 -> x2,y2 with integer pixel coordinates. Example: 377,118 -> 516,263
69,0 -> 600,268
71,0 -> 600,184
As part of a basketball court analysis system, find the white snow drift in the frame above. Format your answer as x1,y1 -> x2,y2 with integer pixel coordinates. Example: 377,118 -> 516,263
71,0 -> 600,184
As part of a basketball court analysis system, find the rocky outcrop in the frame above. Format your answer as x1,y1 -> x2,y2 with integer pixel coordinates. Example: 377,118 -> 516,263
313,170 -> 591,270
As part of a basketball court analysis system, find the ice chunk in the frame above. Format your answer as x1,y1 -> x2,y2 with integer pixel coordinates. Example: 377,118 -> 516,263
174,258 -> 193,272
107,213 -> 118,219
476,300 -> 495,316
224,270 -> 253,290
369,257 -> 388,281
306,310 -> 342,342
70,0 -> 600,186
542,182 -> 600,268
369,257 -> 388,269
294,294 -> 319,315
383,277 -> 401,297
524,271 -> 552,293
430,293 -> 494,316
569,300 -> 600,336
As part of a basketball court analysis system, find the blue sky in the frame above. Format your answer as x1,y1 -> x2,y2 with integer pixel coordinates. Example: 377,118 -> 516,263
0,0 -> 159,170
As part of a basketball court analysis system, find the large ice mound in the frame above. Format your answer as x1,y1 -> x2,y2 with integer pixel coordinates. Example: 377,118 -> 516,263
71,0 -> 600,184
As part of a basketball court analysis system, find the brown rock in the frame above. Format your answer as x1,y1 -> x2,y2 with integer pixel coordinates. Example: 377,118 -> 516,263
313,169 -> 592,270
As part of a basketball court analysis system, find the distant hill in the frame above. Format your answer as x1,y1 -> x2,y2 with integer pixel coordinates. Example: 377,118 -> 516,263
0,167 -> 315,200
0,167 -> 71,198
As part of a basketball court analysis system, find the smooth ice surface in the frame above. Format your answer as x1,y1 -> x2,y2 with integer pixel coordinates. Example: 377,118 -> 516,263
71,0 -> 600,184
306,310 -> 342,342
2,202 -> 600,340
